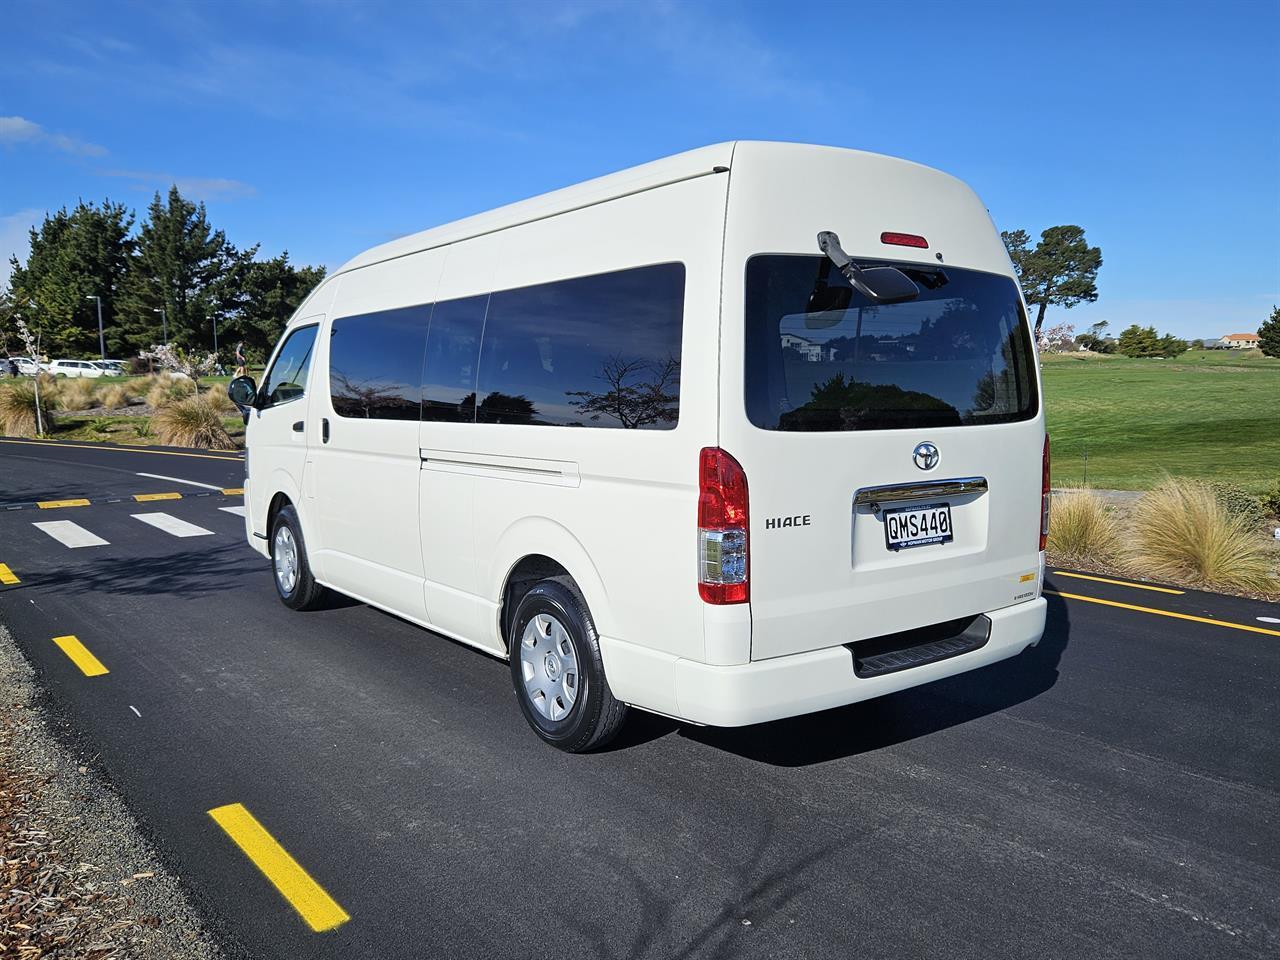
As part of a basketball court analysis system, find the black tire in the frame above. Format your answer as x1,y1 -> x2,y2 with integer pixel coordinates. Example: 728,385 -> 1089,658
270,504 -> 326,611
508,578 -> 628,752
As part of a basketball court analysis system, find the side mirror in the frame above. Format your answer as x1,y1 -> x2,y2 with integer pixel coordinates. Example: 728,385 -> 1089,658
228,375 -> 258,411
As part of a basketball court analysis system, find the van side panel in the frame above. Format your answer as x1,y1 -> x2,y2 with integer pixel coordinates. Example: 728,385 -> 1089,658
306,250 -> 448,621
418,173 -> 728,700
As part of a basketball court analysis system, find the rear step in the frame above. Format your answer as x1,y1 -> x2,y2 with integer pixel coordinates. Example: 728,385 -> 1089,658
847,614 -> 991,678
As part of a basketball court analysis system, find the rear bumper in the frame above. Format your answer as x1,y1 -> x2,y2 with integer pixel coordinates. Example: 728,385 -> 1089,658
671,596 -> 1046,727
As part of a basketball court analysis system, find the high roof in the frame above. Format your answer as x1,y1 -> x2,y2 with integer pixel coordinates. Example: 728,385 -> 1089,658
334,142 -> 738,275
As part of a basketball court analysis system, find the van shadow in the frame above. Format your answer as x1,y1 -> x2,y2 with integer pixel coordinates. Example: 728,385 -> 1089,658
665,593 -> 1071,767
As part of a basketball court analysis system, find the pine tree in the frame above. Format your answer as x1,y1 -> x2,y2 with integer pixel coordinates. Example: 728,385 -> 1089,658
6,201 -> 134,355
1259,306 -> 1280,358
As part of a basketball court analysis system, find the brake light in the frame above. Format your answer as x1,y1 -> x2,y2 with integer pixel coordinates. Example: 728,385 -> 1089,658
698,447 -> 749,604
880,231 -> 929,249
1040,435 -> 1051,551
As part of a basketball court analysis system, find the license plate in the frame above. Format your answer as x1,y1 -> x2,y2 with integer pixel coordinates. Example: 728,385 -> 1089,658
883,501 -> 953,551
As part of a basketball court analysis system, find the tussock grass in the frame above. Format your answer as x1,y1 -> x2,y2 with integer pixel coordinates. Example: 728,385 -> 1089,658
58,377 -> 99,411
0,381 -> 56,436
151,395 -> 235,450
146,376 -> 195,409
1124,478 -> 1278,592
1046,488 -> 1119,562
97,383 -> 135,411
203,384 -> 236,413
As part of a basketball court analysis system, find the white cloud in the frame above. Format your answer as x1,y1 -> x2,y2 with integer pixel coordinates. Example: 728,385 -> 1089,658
0,116 -> 106,157
0,209 -> 42,289
99,170 -> 256,201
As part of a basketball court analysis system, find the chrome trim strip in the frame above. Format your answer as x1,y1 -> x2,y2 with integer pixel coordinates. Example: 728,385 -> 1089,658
853,476 -> 988,510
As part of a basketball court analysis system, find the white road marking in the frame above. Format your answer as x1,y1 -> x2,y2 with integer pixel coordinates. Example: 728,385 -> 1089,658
129,705 -> 142,717
1259,617 -> 1280,624
219,505 -> 247,517
135,472 -> 225,491
132,512 -> 214,538
32,520 -> 109,548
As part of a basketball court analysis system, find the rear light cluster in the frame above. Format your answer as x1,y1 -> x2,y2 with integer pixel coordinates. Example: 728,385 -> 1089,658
1040,435 -> 1051,551
698,447 -> 749,604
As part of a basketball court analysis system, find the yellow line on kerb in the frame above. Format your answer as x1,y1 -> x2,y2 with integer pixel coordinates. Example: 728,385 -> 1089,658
52,635 -> 109,676
221,487 -> 244,496
0,438 -> 242,461
133,492 -> 182,502
208,803 -> 350,932
37,498 -> 91,509
0,563 -> 19,585
1045,590 -> 1280,637
1052,570 -> 1185,595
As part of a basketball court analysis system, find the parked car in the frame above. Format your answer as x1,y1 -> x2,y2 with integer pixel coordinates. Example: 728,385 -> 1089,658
231,141 -> 1048,752
7,357 -> 42,376
94,360 -> 127,374
48,359 -> 108,378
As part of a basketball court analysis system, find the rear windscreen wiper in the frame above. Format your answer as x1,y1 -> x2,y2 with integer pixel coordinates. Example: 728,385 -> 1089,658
817,232 -> 919,304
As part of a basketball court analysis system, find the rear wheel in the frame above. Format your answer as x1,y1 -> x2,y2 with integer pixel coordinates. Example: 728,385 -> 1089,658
270,504 -> 325,611
509,578 -> 627,752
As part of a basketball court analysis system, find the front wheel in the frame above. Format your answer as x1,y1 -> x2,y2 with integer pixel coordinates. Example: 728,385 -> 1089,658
270,504 -> 326,611
509,579 -> 627,752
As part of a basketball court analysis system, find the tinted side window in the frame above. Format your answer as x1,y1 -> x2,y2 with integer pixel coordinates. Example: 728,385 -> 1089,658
476,263 -> 684,428
330,305 -> 429,420
422,295 -> 487,423
263,325 -> 318,406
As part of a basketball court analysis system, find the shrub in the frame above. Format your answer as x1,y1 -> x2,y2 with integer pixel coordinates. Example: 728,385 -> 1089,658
58,377 -> 99,411
1204,481 -> 1265,526
87,416 -> 115,436
203,384 -> 236,413
1261,481 -> 1280,520
97,383 -> 135,411
151,395 -> 236,450
1046,488 -> 1119,561
126,356 -> 150,376
1125,479 -> 1277,591
0,381 -> 56,436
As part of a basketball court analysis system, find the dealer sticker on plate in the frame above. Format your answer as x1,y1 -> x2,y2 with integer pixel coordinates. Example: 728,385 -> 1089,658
883,501 -> 953,551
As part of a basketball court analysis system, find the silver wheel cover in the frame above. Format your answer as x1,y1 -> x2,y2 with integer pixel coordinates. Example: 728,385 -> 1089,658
273,525 -> 299,596
519,613 -> 580,722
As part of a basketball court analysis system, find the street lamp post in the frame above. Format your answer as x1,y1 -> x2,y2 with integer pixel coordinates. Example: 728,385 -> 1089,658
212,316 -> 219,360
85,295 -> 105,360
153,307 -> 168,346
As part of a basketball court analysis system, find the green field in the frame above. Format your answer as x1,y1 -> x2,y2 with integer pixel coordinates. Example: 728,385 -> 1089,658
1041,349 -> 1280,493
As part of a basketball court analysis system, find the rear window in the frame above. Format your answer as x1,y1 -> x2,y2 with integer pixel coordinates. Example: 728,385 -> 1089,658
744,255 -> 1037,431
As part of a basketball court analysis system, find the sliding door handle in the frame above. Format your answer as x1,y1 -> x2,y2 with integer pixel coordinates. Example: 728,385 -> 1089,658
322,418 -> 330,443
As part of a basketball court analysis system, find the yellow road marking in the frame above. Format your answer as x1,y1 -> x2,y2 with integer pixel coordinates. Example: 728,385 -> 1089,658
207,803 -> 350,932
37,498 -> 91,509
52,635 -> 109,676
0,438 -> 242,462
221,487 -> 244,496
1052,570 -> 1184,595
0,563 -> 19,585
133,492 -> 182,502
1045,590 -> 1280,637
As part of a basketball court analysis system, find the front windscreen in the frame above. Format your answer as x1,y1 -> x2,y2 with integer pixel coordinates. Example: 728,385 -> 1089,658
744,255 -> 1038,432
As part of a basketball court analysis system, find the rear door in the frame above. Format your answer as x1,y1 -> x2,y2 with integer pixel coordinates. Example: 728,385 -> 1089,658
718,143 -> 1046,661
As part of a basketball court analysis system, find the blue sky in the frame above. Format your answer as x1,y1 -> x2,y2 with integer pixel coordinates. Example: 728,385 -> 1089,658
2,0 -> 1277,339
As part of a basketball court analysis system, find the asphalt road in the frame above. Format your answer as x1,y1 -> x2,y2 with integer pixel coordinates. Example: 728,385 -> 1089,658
1,436 -> 1277,959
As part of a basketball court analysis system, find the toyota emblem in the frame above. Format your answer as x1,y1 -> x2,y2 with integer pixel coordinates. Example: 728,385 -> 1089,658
913,442 -> 940,471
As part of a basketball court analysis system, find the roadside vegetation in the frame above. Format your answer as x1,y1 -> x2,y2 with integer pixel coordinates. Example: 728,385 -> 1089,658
1047,480 -> 1279,597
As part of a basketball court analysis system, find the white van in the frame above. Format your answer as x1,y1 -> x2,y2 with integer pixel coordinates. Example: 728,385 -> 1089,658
230,142 -> 1048,752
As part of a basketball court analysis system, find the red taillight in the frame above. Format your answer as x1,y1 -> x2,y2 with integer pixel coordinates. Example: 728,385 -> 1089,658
1040,435 -> 1051,551
880,231 -> 929,249
698,447 -> 749,604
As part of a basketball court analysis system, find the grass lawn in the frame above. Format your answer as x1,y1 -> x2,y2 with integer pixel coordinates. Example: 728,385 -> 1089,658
1041,349 -> 1280,494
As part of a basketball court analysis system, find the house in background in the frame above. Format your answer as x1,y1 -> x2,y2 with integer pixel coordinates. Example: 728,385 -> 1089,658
1220,332 -> 1261,349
